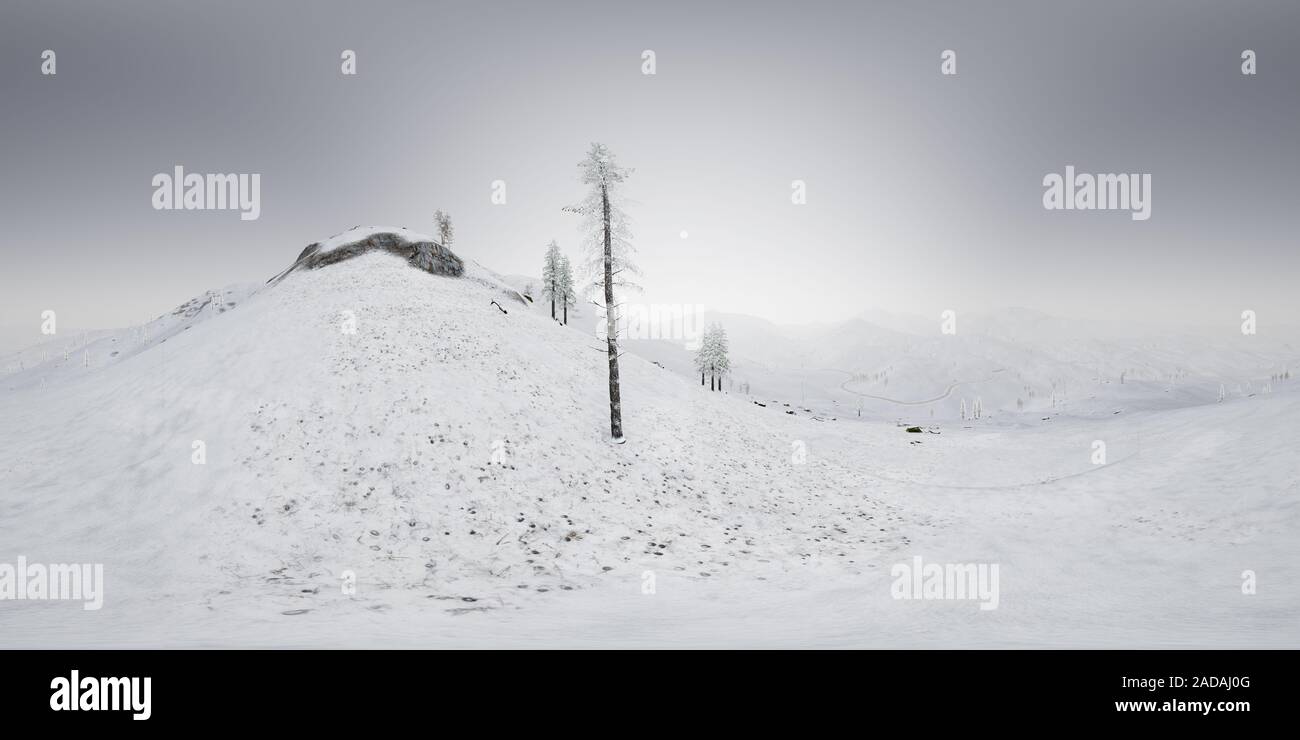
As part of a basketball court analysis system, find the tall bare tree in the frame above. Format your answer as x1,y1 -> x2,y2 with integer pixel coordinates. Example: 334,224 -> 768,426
565,143 -> 638,441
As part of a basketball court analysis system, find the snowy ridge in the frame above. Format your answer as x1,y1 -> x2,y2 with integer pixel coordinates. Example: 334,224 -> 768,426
316,225 -> 436,254
1,283 -> 260,392
0,245 -> 910,639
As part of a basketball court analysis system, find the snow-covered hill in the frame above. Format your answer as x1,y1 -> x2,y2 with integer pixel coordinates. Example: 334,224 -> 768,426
0,231 -> 911,643
2,229 -> 1297,648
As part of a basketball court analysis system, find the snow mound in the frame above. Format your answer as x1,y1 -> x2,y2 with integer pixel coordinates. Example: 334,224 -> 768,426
317,225 -> 434,253
1,242 -> 902,630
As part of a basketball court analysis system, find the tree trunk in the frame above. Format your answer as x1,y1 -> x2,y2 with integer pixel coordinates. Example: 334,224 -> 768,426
601,184 -> 623,440
562,299 -> 568,326
701,371 -> 705,386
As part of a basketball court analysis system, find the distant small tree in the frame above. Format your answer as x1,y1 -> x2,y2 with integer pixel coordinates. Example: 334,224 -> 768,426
434,210 -> 454,248
541,240 -> 563,320
695,324 -> 730,391
710,325 -> 730,391
694,327 -> 711,386
558,254 -> 576,326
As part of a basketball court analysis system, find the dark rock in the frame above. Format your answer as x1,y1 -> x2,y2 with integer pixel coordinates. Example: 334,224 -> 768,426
268,231 -> 464,285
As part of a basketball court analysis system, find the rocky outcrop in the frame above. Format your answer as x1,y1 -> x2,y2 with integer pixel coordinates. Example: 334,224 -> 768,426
269,230 -> 464,285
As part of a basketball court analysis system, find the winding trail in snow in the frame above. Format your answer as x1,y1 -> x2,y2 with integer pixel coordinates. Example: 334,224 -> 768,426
861,450 -> 1142,492
821,367 -> 1003,405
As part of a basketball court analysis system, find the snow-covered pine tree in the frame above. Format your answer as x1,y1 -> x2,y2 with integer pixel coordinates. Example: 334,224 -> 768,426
558,254 -> 576,326
711,324 -> 730,392
541,240 -> 562,320
694,324 -> 714,387
434,210 -> 454,248
565,143 -> 639,441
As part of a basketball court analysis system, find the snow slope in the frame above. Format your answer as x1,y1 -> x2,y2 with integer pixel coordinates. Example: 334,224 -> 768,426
1,284 -> 261,393
627,306 -> 1300,427
1,245 -> 911,645
1,236 -> 1296,647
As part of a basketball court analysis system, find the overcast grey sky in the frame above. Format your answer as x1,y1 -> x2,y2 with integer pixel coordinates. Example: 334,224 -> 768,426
2,0 -> 1297,334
